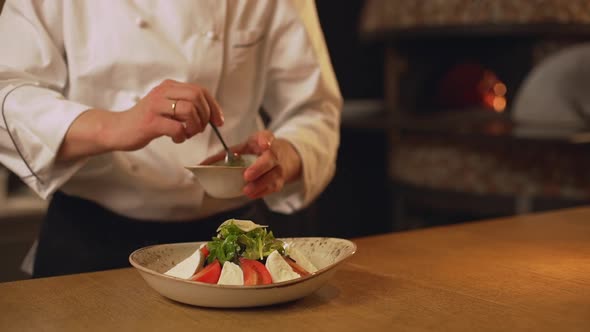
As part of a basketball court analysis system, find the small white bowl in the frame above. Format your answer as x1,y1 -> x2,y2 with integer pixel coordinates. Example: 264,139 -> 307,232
129,237 -> 357,308
185,154 -> 257,199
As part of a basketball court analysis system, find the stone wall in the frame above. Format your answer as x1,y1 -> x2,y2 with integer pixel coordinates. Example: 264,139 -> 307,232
361,0 -> 590,34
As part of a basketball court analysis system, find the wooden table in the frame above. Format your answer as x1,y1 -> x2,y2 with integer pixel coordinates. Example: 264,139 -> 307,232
1,207 -> 589,331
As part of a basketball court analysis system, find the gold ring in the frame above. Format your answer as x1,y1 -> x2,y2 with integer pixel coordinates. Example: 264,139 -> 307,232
171,100 -> 178,117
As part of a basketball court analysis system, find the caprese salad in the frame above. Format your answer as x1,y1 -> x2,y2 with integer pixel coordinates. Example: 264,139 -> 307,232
164,219 -> 318,285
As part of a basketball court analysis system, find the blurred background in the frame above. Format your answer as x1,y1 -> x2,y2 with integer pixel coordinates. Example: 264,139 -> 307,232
2,0 -> 590,282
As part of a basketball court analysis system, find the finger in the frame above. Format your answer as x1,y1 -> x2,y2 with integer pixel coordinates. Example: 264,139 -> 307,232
156,82 -> 222,127
152,117 -> 186,143
166,89 -> 206,133
243,169 -> 284,198
246,130 -> 275,154
162,96 -> 205,136
257,132 -> 274,153
161,78 -> 181,86
163,82 -> 216,123
162,86 -> 205,113
197,94 -> 211,127
148,93 -> 185,118
243,150 -> 278,182
182,102 -> 202,137
153,98 -> 179,118
166,100 -> 198,137
203,89 -> 224,126
244,186 -> 267,199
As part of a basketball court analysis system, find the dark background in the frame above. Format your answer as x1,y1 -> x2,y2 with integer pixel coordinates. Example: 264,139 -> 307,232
310,1 -> 391,238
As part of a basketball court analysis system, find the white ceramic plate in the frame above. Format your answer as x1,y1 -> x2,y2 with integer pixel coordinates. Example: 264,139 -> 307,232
129,237 -> 356,308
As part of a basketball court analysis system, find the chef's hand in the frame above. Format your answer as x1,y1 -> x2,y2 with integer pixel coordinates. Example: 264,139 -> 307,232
58,79 -> 224,161
200,130 -> 302,199
112,79 -> 224,150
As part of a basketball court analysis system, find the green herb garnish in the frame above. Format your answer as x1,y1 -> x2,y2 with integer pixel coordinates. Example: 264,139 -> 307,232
206,219 -> 285,265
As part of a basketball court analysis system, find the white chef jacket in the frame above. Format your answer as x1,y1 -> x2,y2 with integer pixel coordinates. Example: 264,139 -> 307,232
0,0 -> 341,221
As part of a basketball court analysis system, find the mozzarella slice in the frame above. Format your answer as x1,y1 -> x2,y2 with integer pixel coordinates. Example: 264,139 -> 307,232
217,261 -> 244,285
265,250 -> 300,283
216,219 -> 267,233
285,244 -> 318,273
164,244 -> 205,279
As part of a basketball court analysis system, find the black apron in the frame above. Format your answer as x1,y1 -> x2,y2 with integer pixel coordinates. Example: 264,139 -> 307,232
33,191 -> 267,278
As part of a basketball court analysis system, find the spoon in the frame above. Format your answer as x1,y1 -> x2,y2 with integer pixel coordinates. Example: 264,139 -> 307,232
209,122 -> 245,166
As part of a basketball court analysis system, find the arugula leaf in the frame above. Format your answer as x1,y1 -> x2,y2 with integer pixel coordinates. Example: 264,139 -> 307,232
240,229 -> 285,260
207,234 -> 240,265
206,219 -> 285,264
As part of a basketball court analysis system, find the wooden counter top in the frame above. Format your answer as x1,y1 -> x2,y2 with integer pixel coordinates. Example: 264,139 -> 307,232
1,207 -> 589,331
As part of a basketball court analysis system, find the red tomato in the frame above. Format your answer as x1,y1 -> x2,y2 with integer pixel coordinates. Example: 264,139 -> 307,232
190,260 -> 221,284
240,259 -> 259,286
239,258 -> 272,285
200,246 -> 210,259
253,260 -> 273,285
285,257 -> 310,277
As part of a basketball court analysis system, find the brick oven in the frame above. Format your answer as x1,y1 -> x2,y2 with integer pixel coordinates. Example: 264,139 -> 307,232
360,0 -> 590,228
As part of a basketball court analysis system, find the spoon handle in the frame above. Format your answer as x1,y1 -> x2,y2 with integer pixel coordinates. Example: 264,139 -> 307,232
210,122 -> 231,153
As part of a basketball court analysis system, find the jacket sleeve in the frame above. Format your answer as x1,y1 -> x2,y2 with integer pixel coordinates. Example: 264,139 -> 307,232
0,0 -> 91,199
261,0 -> 342,214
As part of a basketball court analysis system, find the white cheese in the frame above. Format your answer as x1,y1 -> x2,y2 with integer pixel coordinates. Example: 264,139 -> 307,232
217,261 -> 244,285
216,219 -> 267,233
285,244 -> 318,273
164,244 -> 205,279
265,250 -> 300,283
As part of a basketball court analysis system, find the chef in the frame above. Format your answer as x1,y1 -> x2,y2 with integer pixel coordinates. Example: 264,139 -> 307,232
0,0 -> 341,277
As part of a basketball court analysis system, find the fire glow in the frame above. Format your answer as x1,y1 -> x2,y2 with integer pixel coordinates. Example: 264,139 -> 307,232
481,73 -> 507,113
436,64 -> 508,113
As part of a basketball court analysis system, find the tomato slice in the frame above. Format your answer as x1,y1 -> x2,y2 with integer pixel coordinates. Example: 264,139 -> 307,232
240,259 -> 259,286
253,260 -> 273,285
200,245 -> 210,259
285,257 -> 310,277
190,259 -> 221,284
239,258 -> 272,285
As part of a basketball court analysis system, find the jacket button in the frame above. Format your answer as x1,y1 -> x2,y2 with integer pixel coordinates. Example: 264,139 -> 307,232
135,17 -> 148,28
205,31 -> 217,40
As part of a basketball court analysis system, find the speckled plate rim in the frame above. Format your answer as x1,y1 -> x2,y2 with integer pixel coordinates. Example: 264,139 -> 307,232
129,237 -> 357,290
